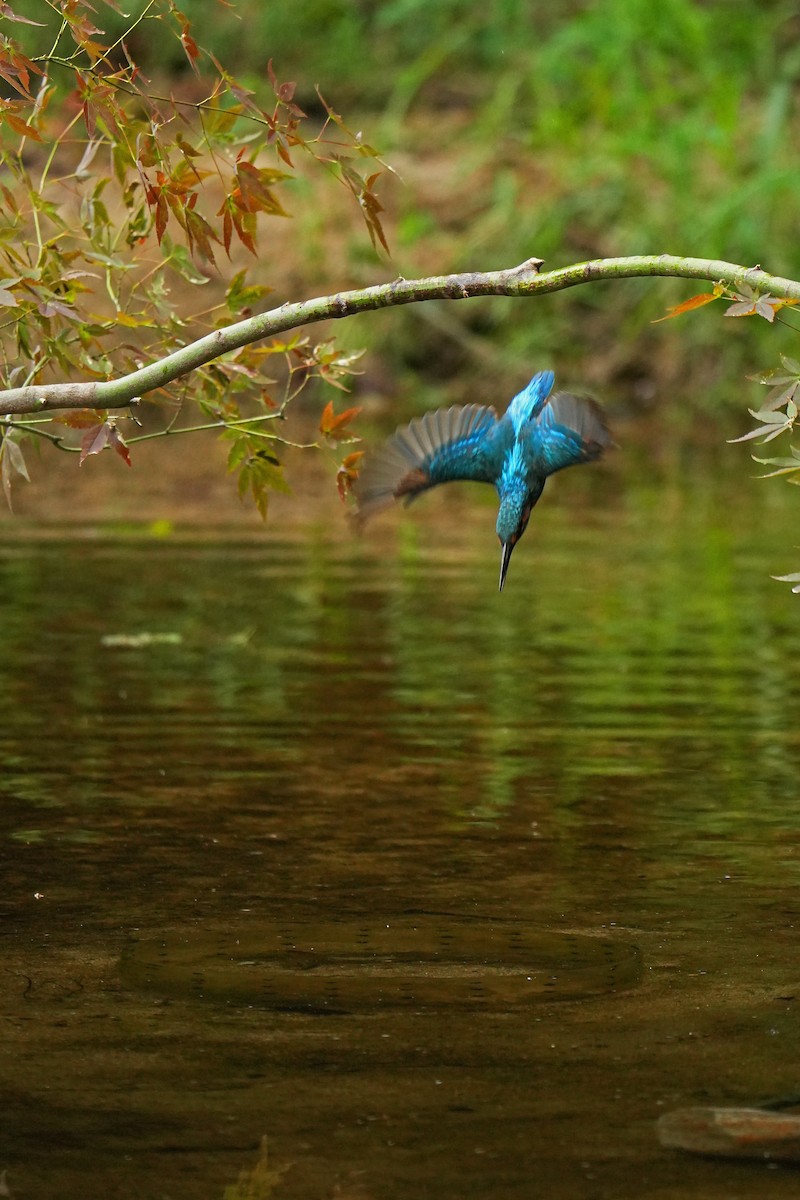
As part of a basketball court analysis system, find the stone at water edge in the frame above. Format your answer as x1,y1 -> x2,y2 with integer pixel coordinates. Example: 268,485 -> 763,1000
658,1106 -> 800,1161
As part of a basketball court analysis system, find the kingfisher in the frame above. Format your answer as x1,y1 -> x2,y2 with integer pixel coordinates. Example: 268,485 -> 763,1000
354,370 -> 613,591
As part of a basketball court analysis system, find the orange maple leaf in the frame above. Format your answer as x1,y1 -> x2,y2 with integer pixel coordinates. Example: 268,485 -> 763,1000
320,401 -> 362,441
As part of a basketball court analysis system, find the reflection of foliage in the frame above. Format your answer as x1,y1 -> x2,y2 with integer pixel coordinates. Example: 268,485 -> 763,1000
1,475 -> 798,911
376,473 -> 800,832
0,1 -> 389,508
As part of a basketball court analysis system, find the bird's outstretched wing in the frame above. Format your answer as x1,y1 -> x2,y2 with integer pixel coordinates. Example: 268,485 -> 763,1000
354,403 -> 504,525
528,392 -> 614,477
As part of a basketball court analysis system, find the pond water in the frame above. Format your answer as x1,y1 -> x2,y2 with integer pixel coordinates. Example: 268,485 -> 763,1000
2,451 -> 800,1198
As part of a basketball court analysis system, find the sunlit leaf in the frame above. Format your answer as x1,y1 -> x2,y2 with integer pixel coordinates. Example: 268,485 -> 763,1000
748,407 -> 793,424
319,401 -> 362,441
0,43 -> 43,98
725,290 -> 791,322
652,291 -> 722,322
773,572 -> 800,593
752,446 -> 800,476
1,109 -> 42,140
763,383 -> 800,411
114,310 -> 156,329
728,405 -> 794,444
725,299 -> 759,318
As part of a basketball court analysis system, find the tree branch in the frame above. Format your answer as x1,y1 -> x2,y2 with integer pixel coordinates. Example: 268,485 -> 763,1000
4,254 -> 798,415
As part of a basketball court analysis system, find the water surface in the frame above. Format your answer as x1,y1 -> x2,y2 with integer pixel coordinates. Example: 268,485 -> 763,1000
2,457 -> 800,1198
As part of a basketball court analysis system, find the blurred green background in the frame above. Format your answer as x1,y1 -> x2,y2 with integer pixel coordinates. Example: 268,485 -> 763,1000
12,0 -> 800,424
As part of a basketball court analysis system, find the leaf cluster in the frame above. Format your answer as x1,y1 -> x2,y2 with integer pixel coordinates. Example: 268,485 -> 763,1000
651,280 -> 800,593
0,0 -> 390,508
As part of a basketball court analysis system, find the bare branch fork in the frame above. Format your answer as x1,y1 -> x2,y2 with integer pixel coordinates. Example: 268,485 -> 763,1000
4,254 -> 799,416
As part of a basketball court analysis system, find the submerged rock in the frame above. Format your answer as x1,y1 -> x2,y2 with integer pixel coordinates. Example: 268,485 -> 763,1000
120,919 -> 642,1010
658,1106 -> 800,1162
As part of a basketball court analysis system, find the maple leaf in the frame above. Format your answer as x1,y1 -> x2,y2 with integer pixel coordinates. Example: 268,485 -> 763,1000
0,40 -> 45,100
79,421 -> 132,466
319,401 -> 362,442
652,285 -> 725,322
80,422 -> 111,464
181,29 -> 200,75
0,104 -> 42,141
724,284 -> 795,323
185,207 -> 219,265
773,571 -> 800,594
752,444 -> 800,478
108,425 -> 132,466
0,4 -> 47,25
727,406 -> 795,445
234,447 -> 289,520
336,450 -> 364,501
235,161 -> 290,216
51,409 -> 108,429
746,357 -> 800,411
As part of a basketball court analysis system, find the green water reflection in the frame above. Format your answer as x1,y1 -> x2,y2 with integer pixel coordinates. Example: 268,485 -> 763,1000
2,455 -> 800,1197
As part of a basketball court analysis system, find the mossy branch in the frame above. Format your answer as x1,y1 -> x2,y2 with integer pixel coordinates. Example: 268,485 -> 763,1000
4,254 -> 798,415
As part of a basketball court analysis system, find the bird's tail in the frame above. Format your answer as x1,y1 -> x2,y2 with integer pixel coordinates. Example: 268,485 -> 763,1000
350,436 -> 421,529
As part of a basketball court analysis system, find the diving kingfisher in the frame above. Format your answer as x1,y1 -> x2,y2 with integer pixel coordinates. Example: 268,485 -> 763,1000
354,370 -> 613,591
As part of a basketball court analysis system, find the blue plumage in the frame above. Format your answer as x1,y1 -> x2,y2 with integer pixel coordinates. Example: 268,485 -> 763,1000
506,369 -> 555,433
355,370 -> 613,591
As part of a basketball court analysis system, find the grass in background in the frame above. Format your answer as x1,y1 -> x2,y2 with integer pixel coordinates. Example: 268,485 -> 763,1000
224,0 -> 800,421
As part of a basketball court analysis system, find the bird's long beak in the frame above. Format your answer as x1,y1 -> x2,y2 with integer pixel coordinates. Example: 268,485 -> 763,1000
499,541 -> 513,592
